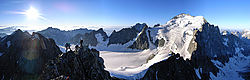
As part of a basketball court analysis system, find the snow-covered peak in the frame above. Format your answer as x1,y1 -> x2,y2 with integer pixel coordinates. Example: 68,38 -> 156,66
132,23 -> 147,32
164,14 -> 204,29
171,13 -> 193,19
222,30 -> 230,35
242,29 -> 250,39
154,14 -> 205,59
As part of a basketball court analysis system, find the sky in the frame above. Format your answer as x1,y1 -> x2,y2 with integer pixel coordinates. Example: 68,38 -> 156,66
0,0 -> 249,30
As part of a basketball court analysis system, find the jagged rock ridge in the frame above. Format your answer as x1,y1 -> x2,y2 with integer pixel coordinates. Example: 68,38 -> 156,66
128,25 -> 149,50
142,53 -> 199,80
42,47 -> 112,80
0,29 -> 62,79
70,28 -> 108,46
108,23 -> 147,45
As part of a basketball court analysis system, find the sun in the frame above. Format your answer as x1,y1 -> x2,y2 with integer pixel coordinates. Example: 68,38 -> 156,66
24,7 -> 41,20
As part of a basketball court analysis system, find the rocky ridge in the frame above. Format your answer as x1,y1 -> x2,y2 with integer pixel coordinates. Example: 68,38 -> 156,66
0,29 -> 62,79
42,47 -> 112,80
108,23 -> 147,45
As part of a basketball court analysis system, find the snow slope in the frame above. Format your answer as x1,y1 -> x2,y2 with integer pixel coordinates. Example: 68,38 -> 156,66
98,14 -> 206,79
156,14 -> 205,59
90,33 -> 140,52
100,49 -> 170,79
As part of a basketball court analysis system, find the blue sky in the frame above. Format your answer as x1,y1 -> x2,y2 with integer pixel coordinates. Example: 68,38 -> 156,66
0,0 -> 249,30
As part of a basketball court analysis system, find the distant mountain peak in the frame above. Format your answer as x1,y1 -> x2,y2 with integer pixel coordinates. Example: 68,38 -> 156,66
97,28 -> 104,32
172,13 -> 192,19
44,27 -> 60,31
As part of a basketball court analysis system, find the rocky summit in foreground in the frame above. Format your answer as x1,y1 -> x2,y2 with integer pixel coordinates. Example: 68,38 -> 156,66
0,29 -> 112,80
42,46 -> 112,80
0,29 -> 62,79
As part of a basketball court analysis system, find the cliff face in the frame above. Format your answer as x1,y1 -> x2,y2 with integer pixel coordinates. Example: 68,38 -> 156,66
70,28 -> 108,46
42,47 -> 112,80
0,29 -> 62,79
128,25 -> 149,50
108,23 -> 147,45
142,53 -> 199,80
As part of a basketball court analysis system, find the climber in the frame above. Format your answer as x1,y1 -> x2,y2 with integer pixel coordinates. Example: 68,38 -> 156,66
65,43 -> 71,52
80,40 -> 83,48
75,45 -> 79,53
79,39 -> 89,51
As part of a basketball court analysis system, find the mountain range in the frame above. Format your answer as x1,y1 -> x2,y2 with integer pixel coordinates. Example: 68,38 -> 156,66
0,13 -> 249,80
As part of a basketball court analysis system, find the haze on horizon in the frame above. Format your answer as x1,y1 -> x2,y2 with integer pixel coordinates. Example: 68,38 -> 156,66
0,0 -> 249,30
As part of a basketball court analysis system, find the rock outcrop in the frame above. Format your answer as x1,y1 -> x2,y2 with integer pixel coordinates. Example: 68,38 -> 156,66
70,28 -> 108,46
0,29 -> 62,79
128,25 -> 149,50
108,23 -> 147,45
190,22 -> 249,79
42,46 -> 112,80
154,38 -> 165,47
141,53 -> 199,80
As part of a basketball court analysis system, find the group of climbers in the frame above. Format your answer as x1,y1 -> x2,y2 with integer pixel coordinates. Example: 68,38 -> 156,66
64,40 -> 88,53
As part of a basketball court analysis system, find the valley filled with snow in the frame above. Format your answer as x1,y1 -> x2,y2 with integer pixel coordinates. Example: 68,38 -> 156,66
91,14 -> 205,79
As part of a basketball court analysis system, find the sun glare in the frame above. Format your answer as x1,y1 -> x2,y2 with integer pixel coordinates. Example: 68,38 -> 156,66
25,7 -> 40,20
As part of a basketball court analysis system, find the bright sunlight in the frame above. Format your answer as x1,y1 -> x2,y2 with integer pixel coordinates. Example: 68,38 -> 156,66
24,7 -> 40,20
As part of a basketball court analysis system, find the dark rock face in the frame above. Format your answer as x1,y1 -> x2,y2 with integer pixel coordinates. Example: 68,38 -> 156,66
128,25 -> 149,50
191,53 -> 219,80
172,13 -> 192,19
154,38 -> 165,47
108,23 -> 147,45
153,24 -> 160,27
241,39 -> 250,56
141,53 -> 199,80
70,33 -> 98,46
190,22 -> 249,80
190,23 -> 226,79
222,33 -> 250,56
96,28 -> 108,41
221,30 -> 250,56
238,64 -> 250,80
195,23 -> 227,58
0,29 -> 62,79
42,47 -> 112,80
70,28 -> 108,46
